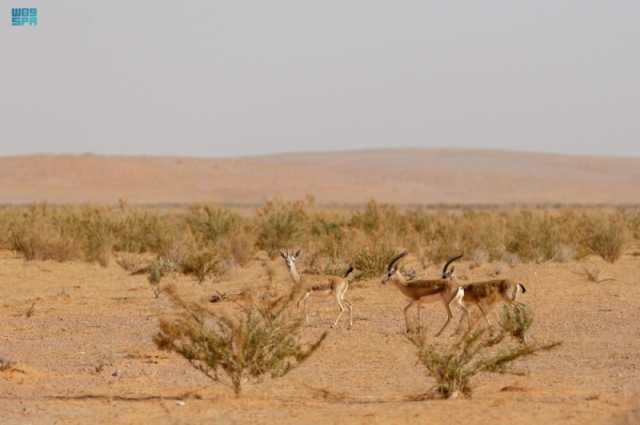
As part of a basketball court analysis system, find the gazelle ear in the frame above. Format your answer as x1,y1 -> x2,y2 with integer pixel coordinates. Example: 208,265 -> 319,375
280,250 -> 287,259
294,249 -> 301,258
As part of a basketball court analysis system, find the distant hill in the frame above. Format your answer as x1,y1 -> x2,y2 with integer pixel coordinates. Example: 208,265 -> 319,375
1,149 -> 638,205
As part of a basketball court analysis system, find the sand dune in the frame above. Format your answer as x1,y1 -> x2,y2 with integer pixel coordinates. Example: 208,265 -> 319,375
1,149 -> 638,205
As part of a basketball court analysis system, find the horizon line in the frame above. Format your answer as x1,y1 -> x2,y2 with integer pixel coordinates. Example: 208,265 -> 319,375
1,146 -> 638,161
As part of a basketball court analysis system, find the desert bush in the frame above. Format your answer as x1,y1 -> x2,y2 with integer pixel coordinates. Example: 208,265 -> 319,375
154,285 -> 327,395
256,200 -> 308,257
505,211 -> 563,262
309,214 -> 347,260
68,207 -> 115,266
113,210 -> 175,254
3,202 -> 637,270
222,227 -> 257,267
8,205 -> 83,262
350,200 -> 409,237
147,257 -> 178,298
625,210 -> 640,240
185,204 -> 241,247
499,304 -> 533,344
180,248 -> 223,283
579,214 -> 628,263
351,238 -> 396,280
410,329 -> 560,399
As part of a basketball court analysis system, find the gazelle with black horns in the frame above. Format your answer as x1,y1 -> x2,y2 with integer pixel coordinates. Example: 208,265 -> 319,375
280,250 -> 356,329
381,251 -> 466,336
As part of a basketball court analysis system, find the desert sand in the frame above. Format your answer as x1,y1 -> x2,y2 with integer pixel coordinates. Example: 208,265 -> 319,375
1,149 -> 639,205
1,247 -> 640,424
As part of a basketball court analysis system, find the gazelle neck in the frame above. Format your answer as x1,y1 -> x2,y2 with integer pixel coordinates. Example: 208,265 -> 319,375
390,271 -> 408,287
286,264 -> 302,284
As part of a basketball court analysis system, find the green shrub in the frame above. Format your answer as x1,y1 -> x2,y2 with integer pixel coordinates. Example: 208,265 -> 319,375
256,200 -> 307,257
181,249 -> 223,283
351,239 -> 396,280
580,215 -> 628,263
410,329 -> 561,399
499,304 -> 533,344
185,204 -> 240,247
72,207 -> 115,266
8,205 -> 82,262
154,285 -> 327,395
113,210 -> 174,254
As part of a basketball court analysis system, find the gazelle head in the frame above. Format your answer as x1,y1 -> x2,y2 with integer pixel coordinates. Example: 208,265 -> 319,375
381,251 -> 408,284
441,254 -> 463,279
279,249 -> 301,272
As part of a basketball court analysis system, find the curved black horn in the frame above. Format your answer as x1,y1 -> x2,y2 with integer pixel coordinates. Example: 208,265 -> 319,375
387,251 -> 408,271
344,265 -> 355,278
442,254 -> 463,276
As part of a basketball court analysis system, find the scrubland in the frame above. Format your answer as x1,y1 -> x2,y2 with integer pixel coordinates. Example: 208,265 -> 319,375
1,200 -> 640,424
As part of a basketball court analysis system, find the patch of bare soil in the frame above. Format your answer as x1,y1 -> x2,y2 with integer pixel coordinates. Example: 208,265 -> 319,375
1,248 -> 639,424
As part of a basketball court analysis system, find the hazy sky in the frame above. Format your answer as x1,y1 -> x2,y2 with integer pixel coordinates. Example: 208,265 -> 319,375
2,1 -> 639,157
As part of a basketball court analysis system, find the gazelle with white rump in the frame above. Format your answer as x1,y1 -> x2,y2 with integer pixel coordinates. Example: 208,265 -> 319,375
381,251 -> 467,336
457,278 -> 528,330
280,249 -> 356,329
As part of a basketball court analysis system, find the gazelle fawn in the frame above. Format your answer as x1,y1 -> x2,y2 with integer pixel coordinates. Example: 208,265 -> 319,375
381,252 -> 467,336
279,250 -> 355,329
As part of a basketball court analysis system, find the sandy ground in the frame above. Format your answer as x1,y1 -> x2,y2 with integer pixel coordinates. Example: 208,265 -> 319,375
1,149 -> 640,205
1,247 -> 640,425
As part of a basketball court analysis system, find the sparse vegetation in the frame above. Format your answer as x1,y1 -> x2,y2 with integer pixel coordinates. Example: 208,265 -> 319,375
499,304 -> 533,344
147,258 -> 178,297
256,200 -> 308,257
154,285 -> 327,395
0,202 -> 637,272
579,215 -> 628,263
410,326 -> 561,399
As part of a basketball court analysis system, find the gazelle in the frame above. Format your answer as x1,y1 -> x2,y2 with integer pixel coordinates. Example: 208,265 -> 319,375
279,250 -> 355,329
381,251 -> 467,336
457,279 -> 527,329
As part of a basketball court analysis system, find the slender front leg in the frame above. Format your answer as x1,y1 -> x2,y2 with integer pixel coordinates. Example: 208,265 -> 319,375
332,290 -> 345,328
434,303 -> 453,337
341,285 -> 353,329
476,302 -> 492,328
300,292 -> 312,324
452,288 -> 471,334
403,300 -> 415,333
345,299 -> 353,329
435,288 -> 462,337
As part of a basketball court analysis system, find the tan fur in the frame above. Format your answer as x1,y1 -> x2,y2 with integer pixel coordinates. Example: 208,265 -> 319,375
458,279 -> 524,329
280,250 -> 354,329
382,254 -> 467,336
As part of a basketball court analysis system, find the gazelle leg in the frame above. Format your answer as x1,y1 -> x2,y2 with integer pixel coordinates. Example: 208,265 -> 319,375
416,304 -> 423,332
344,299 -> 353,329
403,301 -> 415,333
476,302 -> 492,328
332,290 -> 346,328
299,292 -> 312,324
340,285 -> 353,329
435,289 -> 462,337
452,288 -> 471,334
